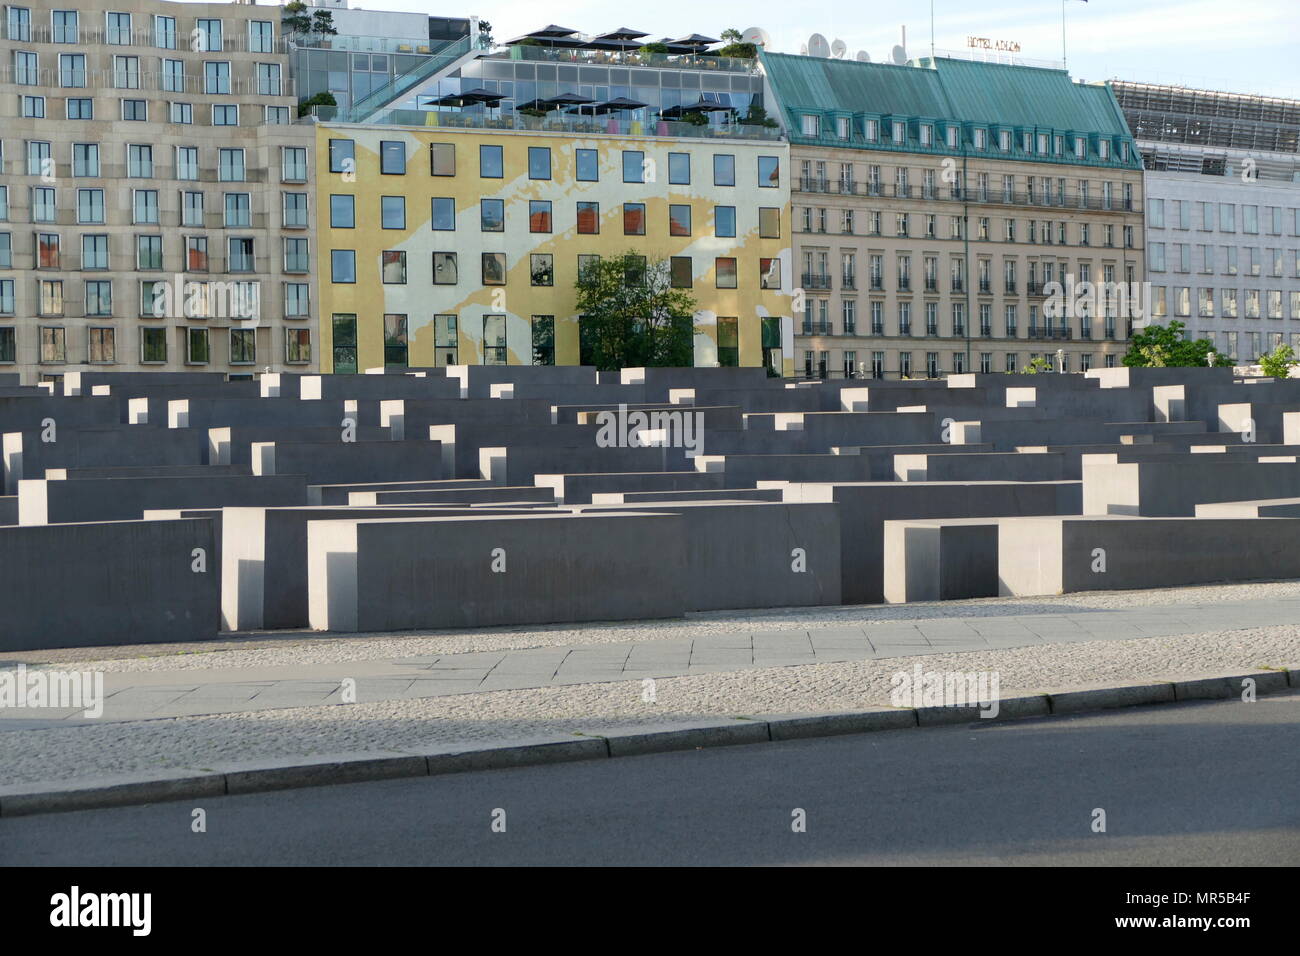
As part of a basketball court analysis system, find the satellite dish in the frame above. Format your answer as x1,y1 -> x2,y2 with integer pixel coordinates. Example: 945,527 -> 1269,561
855,50 -> 871,62
891,44 -> 907,65
831,38 -> 847,58
808,33 -> 831,58
741,27 -> 771,48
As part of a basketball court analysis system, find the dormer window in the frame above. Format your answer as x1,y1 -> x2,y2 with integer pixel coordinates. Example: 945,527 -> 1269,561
865,118 -> 879,141
1074,136 -> 1086,158
801,114 -> 819,136
1037,132 -> 1048,154
1099,139 -> 1110,160
892,120 -> 905,144
920,123 -> 933,146
973,128 -> 987,149
999,129 -> 1011,151
836,116 -> 850,139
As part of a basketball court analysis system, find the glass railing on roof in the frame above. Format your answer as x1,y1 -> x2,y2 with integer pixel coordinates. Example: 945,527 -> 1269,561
489,44 -> 757,74
309,106 -> 782,140
345,36 -> 473,121
289,33 -> 461,55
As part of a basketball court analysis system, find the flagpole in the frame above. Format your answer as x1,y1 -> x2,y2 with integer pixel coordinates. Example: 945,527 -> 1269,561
1062,0 -> 1068,69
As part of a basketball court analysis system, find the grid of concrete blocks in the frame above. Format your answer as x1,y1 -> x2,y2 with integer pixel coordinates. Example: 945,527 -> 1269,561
5,364 -> 1300,651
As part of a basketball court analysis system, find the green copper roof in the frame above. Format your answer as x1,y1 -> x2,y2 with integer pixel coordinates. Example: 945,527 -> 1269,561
760,50 -> 1140,168
931,57 -> 1130,136
760,52 -> 951,118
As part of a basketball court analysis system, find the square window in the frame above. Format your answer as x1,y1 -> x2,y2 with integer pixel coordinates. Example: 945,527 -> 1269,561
432,252 -> 458,285
331,249 -> 356,283
530,253 -> 553,286
669,204 -> 691,237
670,256 -> 692,289
713,154 -> 736,186
760,258 -> 781,289
431,197 -> 455,231
481,199 -> 504,232
759,207 -> 781,239
622,151 -> 644,183
430,142 -> 455,176
576,201 -> 599,234
382,250 -> 406,284
576,149 -> 598,182
481,252 -> 507,285
715,206 -> 736,238
380,140 -> 406,174
381,196 -> 405,229
480,144 -> 503,178
330,195 -> 354,228
529,200 -> 552,233
528,146 -> 551,180
668,153 -> 690,185
757,155 -> 779,188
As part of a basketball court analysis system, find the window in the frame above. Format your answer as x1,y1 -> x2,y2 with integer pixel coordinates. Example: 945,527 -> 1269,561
168,102 -> 191,125
284,282 -> 309,317
759,207 -> 781,239
40,326 -> 66,363
576,148 -> 598,181
0,284 -> 12,317
622,150 -> 644,183
153,13 -> 175,48
431,197 -> 455,231
283,328 -> 310,365
434,314 -> 458,366
529,200 -> 552,233
757,155 -> 779,188
282,193 -> 307,229
576,201 -> 599,235
250,20 -> 274,54
432,252 -> 458,285
86,326 -> 114,363
284,238 -> 308,273
39,279 -> 63,315
282,147 -> 308,183
84,280 -> 112,317
53,9 -> 78,43
670,257 -> 692,289
384,314 -> 408,368
133,190 -> 159,224
223,193 -> 249,228
58,52 -> 85,87
76,188 -> 104,224
669,204 -> 691,237
530,254 -> 553,287
257,63 -> 281,96
480,199 -> 504,232
225,236 -> 253,273
329,139 -> 354,175
430,142 -> 455,176
483,314 -> 507,365
174,146 -> 198,181
715,258 -> 738,289
218,148 -> 245,182
528,146 -> 551,180
717,317 -> 739,367
481,252 -> 507,285
66,97 -> 92,119
668,153 -> 690,185
530,316 -> 554,366
331,250 -> 356,283
623,203 -> 646,235
185,236 -> 208,272
230,328 -> 255,366
480,144 -> 503,178
204,61 -> 230,95
760,258 -> 781,290
113,54 -> 140,89
381,196 -> 405,229
127,144 -> 154,178
196,18 -> 223,52
121,99 -> 147,122
212,104 -> 237,126
331,314 -> 358,373
713,154 -> 736,186
715,206 -> 737,238
801,114 -> 820,137
380,140 -> 406,175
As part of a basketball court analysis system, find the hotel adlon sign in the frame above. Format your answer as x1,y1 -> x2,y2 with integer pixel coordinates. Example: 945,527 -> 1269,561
966,36 -> 1021,53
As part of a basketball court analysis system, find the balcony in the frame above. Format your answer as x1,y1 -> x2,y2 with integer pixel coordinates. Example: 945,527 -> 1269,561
1028,327 -> 1073,340
1004,283 -> 1018,294
924,279 -> 938,293
980,324 -> 993,337
951,280 -> 965,293
978,281 -> 992,294
801,273 -> 832,291
869,277 -> 884,292
841,275 -> 857,291
871,323 -> 885,336
897,278 -> 911,292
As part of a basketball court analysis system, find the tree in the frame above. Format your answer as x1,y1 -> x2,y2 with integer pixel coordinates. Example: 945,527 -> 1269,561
717,29 -> 757,58
1021,356 -> 1054,374
1259,343 -> 1297,379
1122,320 -> 1222,368
297,90 -> 336,118
477,20 -> 493,50
574,253 -> 697,370
282,2 -> 335,37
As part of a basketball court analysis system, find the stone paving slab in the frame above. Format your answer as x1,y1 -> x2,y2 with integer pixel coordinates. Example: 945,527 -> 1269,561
4,597 -> 1299,730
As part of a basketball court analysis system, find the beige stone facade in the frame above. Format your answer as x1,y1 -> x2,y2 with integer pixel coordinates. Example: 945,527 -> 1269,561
0,0 -> 315,382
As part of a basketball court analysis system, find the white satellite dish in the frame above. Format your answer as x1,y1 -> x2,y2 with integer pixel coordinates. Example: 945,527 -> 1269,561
855,50 -> 871,62
831,38 -> 847,58
891,43 -> 907,65
741,27 -> 771,48
808,33 -> 831,58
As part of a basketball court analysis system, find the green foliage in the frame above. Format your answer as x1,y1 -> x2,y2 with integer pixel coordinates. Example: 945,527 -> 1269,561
477,20 -> 493,49
1259,343 -> 1297,379
717,42 -> 757,59
517,106 -> 548,118
297,90 -> 336,117
740,104 -> 779,127
1023,356 -> 1054,374
282,2 -> 335,37
574,253 -> 697,370
639,42 -> 670,55
720,28 -> 744,43
1122,320 -> 1222,368
515,37 -> 541,46
681,111 -> 709,126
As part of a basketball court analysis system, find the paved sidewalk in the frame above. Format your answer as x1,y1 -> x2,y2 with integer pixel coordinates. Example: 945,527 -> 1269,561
5,595 -> 1298,730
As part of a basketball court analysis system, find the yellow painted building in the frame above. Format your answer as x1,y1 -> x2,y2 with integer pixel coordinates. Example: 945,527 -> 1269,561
315,122 -> 794,373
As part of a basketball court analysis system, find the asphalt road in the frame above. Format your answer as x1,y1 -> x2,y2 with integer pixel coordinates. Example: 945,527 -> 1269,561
4,693 -> 1297,866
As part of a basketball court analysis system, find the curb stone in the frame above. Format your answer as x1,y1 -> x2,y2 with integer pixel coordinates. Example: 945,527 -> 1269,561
0,668 -> 1294,818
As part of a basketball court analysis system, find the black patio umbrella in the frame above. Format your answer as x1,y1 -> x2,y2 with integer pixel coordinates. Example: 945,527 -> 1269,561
546,92 -> 595,107
507,25 -> 584,48
669,33 -> 719,49
591,97 -> 648,114
588,27 -> 649,50
659,98 -> 735,119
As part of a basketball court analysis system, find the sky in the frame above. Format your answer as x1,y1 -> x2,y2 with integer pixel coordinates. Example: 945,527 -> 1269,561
273,0 -> 1299,97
